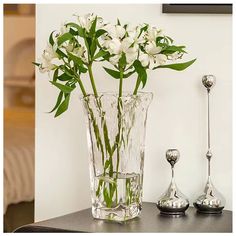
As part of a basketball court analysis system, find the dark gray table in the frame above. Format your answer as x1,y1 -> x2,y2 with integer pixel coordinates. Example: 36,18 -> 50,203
15,202 -> 232,233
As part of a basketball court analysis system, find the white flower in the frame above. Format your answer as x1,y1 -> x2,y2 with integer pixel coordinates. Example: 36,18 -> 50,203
156,54 -> 167,65
39,60 -> 55,73
109,55 -> 120,65
139,51 -> 167,69
145,26 -> 163,42
139,52 -> 149,67
145,41 -> 162,55
60,23 -> 70,35
64,44 -> 74,52
77,13 -> 94,31
107,38 -> 122,55
105,24 -> 126,39
77,13 -> 104,32
43,43 -> 58,60
39,43 -> 59,73
127,25 -> 145,44
168,51 -> 182,61
107,36 -> 138,66
71,46 -> 88,63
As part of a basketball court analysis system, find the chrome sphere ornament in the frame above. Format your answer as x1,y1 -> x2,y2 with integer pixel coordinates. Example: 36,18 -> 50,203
166,149 -> 179,167
156,149 -> 189,216
194,75 -> 225,214
202,75 -> 216,90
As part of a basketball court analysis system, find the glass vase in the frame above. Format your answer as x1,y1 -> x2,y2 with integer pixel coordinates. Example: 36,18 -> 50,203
81,92 -> 153,221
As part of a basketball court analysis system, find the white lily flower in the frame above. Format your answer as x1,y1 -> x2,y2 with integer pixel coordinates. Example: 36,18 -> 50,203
60,23 -> 70,35
146,26 -> 163,42
155,54 -> 167,65
168,51 -> 182,61
139,51 -> 167,69
139,52 -> 149,67
39,58 -> 56,73
109,55 -> 121,65
77,13 -> 104,32
42,43 -> 58,61
71,46 -> 88,63
127,25 -> 145,44
107,38 -> 122,55
64,44 -> 74,52
105,24 -> 126,39
145,41 -> 162,55
77,13 -> 94,31
107,36 -> 138,66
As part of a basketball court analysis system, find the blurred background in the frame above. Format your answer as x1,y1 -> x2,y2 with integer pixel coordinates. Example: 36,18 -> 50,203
3,4 -> 35,232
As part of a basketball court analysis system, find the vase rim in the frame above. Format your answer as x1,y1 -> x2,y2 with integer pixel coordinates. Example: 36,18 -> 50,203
80,91 -> 153,101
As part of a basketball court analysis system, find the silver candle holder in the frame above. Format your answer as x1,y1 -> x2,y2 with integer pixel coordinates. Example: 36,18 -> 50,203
193,75 -> 225,214
156,149 -> 189,216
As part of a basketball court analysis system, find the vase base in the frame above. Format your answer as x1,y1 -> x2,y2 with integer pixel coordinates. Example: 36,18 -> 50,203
92,203 -> 142,222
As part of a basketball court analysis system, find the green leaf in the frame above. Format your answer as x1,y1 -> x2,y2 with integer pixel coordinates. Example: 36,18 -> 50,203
57,73 -> 72,81
104,67 -> 120,79
59,65 -> 74,77
66,23 -> 85,37
55,94 -> 70,117
56,49 -> 68,59
50,81 -> 74,93
53,68 -> 59,82
93,50 -> 108,60
162,45 -> 187,54
32,62 -> 40,67
79,65 -> 88,73
133,60 -> 147,88
48,91 -> 63,113
95,29 -> 107,38
117,18 -> 121,25
69,28 -> 78,36
57,32 -> 74,46
89,16 -> 97,37
90,39 -> 97,57
67,51 -> 83,66
154,58 -> 197,71
49,31 -> 55,46
124,70 -> 135,78
103,67 -> 135,79
138,24 -> 148,38
166,36 -> 174,43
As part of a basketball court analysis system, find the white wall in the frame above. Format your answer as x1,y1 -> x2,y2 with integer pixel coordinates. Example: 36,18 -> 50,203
35,4 -> 232,221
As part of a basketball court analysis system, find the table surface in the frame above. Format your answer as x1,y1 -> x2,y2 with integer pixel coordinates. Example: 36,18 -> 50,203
15,202 -> 232,233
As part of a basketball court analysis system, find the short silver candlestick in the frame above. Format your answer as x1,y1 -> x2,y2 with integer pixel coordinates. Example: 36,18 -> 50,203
156,149 -> 189,216
194,75 -> 225,214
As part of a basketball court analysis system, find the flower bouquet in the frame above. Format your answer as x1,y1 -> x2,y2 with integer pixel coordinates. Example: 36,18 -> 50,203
35,13 -> 195,221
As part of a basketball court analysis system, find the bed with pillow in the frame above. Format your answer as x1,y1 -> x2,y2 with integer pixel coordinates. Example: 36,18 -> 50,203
4,108 -> 35,232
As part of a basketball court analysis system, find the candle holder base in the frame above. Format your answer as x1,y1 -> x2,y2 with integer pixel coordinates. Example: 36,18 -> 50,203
193,203 -> 223,214
157,205 -> 189,216
193,177 -> 225,215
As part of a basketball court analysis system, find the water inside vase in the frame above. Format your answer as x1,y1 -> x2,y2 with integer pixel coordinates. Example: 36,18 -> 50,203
92,172 -> 142,221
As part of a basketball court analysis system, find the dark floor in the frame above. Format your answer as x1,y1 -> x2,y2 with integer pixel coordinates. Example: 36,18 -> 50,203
4,201 -> 34,232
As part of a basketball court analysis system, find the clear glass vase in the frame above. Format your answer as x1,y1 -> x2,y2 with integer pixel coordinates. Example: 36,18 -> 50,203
81,92 -> 153,221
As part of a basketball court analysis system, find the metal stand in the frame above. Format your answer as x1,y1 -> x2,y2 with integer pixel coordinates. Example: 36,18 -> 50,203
193,75 -> 225,214
156,149 -> 189,216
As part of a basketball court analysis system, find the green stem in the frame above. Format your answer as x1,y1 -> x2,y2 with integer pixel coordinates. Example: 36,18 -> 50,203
76,77 -> 87,97
88,63 -> 98,97
133,76 -> 141,95
119,68 -> 124,97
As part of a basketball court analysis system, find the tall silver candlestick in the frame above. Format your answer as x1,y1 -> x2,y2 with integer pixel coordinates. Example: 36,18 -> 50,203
194,75 -> 225,214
